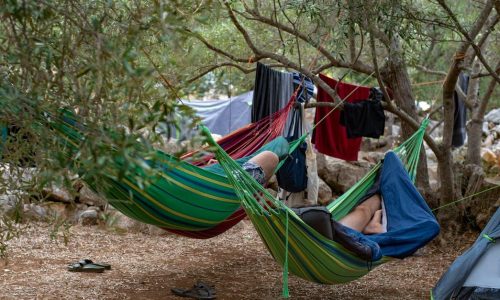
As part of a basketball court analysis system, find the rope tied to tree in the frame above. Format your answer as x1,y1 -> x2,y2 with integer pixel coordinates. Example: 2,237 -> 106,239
454,52 -> 466,60
431,184 -> 500,212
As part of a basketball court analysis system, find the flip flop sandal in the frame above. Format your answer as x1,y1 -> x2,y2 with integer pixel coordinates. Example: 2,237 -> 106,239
78,259 -> 111,270
67,262 -> 105,273
171,281 -> 216,299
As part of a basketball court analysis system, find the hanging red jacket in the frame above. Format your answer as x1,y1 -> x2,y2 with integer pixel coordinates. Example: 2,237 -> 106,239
312,74 -> 371,161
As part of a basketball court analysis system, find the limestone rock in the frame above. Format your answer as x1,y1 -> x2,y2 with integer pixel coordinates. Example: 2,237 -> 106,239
78,209 -> 99,226
359,151 -> 385,164
483,135 -> 494,147
482,122 -> 489,135
428,120 -> 443,138
489,164 -> 500,175
106,208 -> 145,232
392,125 -> 401,137
23,203 -> 47,220
43,185 -> 73,204
317,178 -> 332,205
42,201 -> 70,219
465,178 -> 500,229
0,193 -> 19,213
481,148 -> 497,165
316,154 -> 373,193
361,138 -> 389,152
485,108 -> 500,124
492,124 -> 500,137
78,184 -> 106,207
0,164 -> 36,184
99,207 -> 170,235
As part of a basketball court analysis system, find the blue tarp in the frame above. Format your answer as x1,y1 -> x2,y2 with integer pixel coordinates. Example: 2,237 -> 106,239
185,91 -> 253,136
365,151 -> 440,258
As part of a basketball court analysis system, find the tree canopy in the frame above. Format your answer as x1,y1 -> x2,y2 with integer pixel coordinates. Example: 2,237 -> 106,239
0,0 -> 498,210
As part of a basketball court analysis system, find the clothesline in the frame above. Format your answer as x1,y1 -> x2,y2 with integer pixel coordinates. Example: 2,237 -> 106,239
412,79 -> 445,87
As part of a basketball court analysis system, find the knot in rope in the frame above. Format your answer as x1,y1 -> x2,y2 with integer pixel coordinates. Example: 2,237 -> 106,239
454,52 -> 466,60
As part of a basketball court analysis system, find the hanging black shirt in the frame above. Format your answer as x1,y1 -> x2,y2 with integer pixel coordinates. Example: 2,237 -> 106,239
340,100 -> 385,139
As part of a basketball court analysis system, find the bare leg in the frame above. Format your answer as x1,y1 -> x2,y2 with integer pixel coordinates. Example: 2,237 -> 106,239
248,151 -> 279,183
362,209 -> 384,234
339,194 -> 381,232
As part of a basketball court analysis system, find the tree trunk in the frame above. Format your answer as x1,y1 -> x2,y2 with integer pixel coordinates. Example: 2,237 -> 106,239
439,63 -> 460,203
467,61 -> 499,166
467,120 -> 484,165
466,60 -> 483,166
437,0 -> 493,206
385,35 -> 430,191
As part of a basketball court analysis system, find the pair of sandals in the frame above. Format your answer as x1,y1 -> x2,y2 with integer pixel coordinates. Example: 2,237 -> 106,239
171,281 -> 216,300
67,259 -> 111,273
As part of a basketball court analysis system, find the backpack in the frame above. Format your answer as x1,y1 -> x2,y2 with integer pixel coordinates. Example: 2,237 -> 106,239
276,106 -> 308,192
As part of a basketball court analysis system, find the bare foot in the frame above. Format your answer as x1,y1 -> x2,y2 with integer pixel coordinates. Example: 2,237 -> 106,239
362,209 -> 384,235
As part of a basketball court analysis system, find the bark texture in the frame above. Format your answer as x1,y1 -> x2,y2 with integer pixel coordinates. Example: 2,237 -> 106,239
437,0 -> 494,204
384,35 -> 430,191
466,60 -> 483,166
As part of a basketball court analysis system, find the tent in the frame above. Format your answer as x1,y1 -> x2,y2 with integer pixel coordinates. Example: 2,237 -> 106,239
432,207 -> 500,300
184,91 -> 253,136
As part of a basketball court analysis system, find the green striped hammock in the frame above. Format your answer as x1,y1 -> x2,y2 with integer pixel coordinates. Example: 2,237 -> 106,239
203,119 -> 429,287
51,109 -> 426,258
50,112 -> 247,233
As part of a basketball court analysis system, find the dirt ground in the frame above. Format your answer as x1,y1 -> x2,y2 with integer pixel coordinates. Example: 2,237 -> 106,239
0,219 -> 475,300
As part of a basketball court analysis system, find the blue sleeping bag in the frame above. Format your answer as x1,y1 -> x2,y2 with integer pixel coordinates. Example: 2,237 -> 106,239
365,151 -> 440,258
336,151 -> 440,260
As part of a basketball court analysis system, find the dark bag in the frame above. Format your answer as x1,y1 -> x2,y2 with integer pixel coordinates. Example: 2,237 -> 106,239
276,106 -> 308,192
291,206 -> 333,239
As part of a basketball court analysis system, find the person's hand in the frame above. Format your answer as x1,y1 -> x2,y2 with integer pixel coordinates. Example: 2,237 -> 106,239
208,158 -> 218,164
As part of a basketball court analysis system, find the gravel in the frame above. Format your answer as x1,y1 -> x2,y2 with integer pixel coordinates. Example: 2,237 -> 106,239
0,220 -> 474,299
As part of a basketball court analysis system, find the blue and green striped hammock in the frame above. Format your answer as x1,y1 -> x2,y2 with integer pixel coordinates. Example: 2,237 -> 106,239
50,108 -> 437,268
203,118 -> 439,290
50,107 -> 439,293
49,109 -> 291,238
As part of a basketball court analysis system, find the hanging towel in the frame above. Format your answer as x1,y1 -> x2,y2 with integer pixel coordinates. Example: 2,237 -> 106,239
312,74 -> 371,161
252,62 -> 293,122
452,72 -> 469,148
340,100 -> 385,139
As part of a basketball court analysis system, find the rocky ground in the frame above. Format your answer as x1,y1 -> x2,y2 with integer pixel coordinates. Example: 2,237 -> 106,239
0,219 -> 476,300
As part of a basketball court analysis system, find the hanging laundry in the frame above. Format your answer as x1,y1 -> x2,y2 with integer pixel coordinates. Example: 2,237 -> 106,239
280,103 -> 319,208
312,74 -> 371,161
252,62 -> 293,122
276,104 -> 308,193
292,73 -> 315,103
452,72 -> 469,148
185,91 -> 253,136
340,99 -> 385,139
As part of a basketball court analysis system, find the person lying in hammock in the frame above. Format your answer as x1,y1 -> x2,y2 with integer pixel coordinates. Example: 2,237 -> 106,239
339,193 -> 385,235
245,150 -> 384,234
